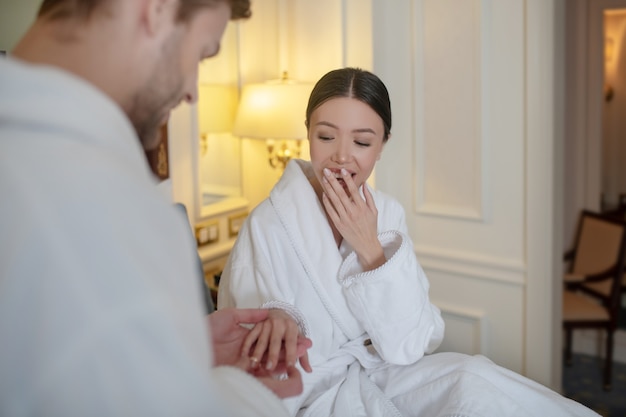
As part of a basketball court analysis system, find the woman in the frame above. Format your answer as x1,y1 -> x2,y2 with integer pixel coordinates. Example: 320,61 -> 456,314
218,68 -> 597,417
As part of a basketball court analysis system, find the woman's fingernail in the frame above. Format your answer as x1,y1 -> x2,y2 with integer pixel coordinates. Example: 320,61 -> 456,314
323,168 -> 331,177
265,360 -> 273,370
341,168 -> 349,176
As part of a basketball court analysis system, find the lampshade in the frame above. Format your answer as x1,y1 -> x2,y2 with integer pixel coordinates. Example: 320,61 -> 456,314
232,78 -> 313,140
198,83 -> 239,135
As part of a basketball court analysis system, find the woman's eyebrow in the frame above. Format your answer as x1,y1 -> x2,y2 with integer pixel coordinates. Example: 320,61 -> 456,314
315,121 -> 376,135
352,128 -> 376,134
314,121 -> 338,129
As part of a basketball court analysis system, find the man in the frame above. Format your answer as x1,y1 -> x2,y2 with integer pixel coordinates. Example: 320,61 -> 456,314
0,1 -> 309,415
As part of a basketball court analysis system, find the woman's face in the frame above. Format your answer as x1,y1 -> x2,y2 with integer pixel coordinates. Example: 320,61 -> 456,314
308,97 -> 386,193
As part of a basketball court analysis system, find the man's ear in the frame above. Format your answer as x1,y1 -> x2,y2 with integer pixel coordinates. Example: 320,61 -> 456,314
141,0 -> 177,37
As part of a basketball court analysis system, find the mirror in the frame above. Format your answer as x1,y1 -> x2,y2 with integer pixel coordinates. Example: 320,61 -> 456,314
196,23 -> 248,219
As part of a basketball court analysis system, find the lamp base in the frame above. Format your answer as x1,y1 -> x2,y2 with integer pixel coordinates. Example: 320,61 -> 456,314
267,139 -> 301,170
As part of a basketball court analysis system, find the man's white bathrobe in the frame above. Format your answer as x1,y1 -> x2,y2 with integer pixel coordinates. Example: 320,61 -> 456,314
219,160 -> 598,417
0,57 -> 290,417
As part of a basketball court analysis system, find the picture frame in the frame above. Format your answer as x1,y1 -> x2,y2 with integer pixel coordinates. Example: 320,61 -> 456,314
144,123 -> 169,181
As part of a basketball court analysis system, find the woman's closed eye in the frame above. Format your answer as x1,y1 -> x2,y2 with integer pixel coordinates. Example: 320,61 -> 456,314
354,140 -> 371,147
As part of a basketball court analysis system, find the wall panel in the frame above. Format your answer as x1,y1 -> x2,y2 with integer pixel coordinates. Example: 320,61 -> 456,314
428,269 -> 525,372
374,0 -> 560,386
436,304 -> 487,356
416,0 -> 486,220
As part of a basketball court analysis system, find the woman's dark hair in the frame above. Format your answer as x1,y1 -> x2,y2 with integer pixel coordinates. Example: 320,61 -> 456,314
38,0 -> 251,22
305,67 -> 392,142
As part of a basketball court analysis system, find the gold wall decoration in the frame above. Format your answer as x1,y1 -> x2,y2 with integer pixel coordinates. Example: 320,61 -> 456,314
145,124 -> 169,181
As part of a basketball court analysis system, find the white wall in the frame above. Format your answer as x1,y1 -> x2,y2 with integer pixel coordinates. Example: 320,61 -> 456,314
372,0 -> 562,389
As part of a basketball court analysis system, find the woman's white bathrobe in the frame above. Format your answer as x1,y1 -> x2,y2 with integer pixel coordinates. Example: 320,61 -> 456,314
219,160 -> 598,417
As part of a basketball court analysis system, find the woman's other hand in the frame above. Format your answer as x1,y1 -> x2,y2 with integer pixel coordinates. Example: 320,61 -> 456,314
322,167 -> 385,270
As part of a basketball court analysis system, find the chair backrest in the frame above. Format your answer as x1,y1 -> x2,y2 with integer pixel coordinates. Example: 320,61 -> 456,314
569,210 -> 626,315
572,211 -> 626,276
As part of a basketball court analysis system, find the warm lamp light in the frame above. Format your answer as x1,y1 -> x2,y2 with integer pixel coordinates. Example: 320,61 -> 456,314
604,37 -> 615,102
233,74 -> 313,169
605,37 -> 615,63
198,83 -> 238,154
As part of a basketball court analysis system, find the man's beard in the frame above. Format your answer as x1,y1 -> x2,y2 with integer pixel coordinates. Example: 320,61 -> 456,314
128,82 -> 181,151
127,53 -> 183,151
128,34 -> 183,151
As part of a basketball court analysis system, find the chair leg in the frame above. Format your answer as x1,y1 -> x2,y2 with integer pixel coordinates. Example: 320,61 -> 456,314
565,327 -> 573,366
603,329 -> 614,391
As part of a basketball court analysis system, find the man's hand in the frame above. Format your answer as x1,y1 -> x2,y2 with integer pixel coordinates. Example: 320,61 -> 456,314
207,308 -> 312,398
249,366 -> 304,399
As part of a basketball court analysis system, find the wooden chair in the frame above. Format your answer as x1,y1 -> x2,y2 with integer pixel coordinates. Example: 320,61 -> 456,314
602,203 -> 626,297
562,210 -> 626,391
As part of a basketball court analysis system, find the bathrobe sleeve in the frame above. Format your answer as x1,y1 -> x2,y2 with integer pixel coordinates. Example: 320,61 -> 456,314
337,196 -> 445,365
218,199 -> 317,340
218,203 -> 301,312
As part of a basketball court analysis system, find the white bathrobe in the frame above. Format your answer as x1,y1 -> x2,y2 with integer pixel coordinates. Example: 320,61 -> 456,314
219,160 -> 598,417
0,57 -> 289,417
